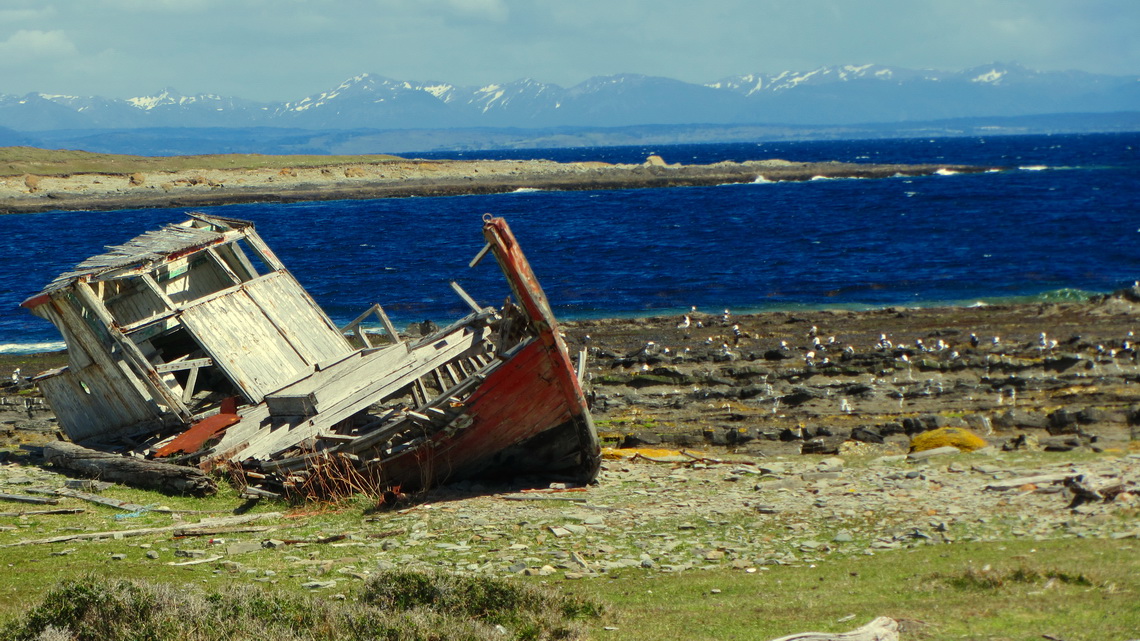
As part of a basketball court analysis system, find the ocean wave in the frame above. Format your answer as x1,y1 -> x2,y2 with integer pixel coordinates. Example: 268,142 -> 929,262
935,168 -> 959,176
0,341 -> 66,355
753,175 -> 773,184
1018,165 -> 1049,171
510,187 -> 544,193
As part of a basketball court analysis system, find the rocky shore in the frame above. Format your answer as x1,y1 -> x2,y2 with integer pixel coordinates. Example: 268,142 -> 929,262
0,156 -> 1001,213
568,289 -> 1140,457
1,291 -> 1138,580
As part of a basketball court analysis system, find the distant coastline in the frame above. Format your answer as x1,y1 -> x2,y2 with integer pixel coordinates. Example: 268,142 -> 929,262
0,152 -> 1002,214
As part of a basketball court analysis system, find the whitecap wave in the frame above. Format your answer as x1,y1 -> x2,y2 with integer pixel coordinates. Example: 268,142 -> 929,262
0,341 -> 66,354
753,175 -> 773,183
1018,165 -> 1049,171
935,168 -> 959,176
510,187 -> 543,193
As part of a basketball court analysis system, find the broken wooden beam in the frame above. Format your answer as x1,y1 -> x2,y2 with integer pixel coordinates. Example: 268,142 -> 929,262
42,440 -> 217,496
0,508 -> 84,517
0,492 -> 59,505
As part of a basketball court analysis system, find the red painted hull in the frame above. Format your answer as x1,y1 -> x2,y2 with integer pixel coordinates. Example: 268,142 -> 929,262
372,217 -> 600,489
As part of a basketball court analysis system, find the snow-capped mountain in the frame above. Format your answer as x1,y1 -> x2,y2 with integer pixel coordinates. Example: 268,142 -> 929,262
1,63 -> 1135,132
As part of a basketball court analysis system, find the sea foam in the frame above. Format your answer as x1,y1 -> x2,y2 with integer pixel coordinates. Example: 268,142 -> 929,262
0,341 -> 66,355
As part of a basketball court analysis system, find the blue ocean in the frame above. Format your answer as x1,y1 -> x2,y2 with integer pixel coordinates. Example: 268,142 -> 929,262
1,132 -> 1137,353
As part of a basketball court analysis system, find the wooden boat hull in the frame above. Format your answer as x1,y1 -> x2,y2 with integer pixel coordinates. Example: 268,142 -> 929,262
373,337 -> 599,489
24,213 -> 600,496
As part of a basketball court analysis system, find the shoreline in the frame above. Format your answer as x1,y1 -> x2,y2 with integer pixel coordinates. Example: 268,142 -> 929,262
5,289 -> 1140,446
0,156 -> 1003,214
0,286 -> 1116,355
0,290 -> 1107,356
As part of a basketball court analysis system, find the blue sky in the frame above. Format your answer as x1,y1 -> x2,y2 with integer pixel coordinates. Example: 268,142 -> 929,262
1,0 -> 1136,101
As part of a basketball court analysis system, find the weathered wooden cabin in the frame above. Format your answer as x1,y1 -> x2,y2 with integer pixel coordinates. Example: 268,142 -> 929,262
23,214 -> 351,443
24,213 -> 600,496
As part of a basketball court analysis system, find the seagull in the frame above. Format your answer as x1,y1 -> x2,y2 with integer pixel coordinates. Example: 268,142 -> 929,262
676,315 -> 691,330
970,333 -> 980,348
10,368 -> 21,385
808,325 -> 819,338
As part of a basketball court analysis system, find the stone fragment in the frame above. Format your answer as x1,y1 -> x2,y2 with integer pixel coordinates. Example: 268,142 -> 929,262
907,445 -> 961,460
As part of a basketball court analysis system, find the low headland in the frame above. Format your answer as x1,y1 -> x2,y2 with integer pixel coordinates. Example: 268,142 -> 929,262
0,146 -> 1003,213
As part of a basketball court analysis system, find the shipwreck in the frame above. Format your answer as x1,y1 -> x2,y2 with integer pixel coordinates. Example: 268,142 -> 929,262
22,213 -> 600,497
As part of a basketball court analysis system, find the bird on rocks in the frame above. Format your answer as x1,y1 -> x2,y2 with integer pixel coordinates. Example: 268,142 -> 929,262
10,368 -> 21,385
677,315 -> 691,330
970,333 -> 980,348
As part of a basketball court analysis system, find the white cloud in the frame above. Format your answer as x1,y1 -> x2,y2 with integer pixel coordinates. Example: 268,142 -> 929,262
0,30 -> 78,65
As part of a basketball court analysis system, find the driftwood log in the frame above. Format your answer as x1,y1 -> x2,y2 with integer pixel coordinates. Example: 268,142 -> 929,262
42,441 -> 217,496
769,617 -> 899,641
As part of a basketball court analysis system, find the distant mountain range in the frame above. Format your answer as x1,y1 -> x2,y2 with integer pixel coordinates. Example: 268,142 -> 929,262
1,62 -> 1137,154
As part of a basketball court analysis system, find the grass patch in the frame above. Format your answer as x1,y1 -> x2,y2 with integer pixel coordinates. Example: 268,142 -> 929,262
0,571 -> 602,641
557,538 -> 1140,641
937,565 -> 1095,590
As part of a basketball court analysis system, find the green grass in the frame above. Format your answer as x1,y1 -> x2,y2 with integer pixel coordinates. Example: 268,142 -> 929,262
557,538 -> 1140,641
1,449 -> 1137,640
0,147 -> 407,177
0,571 -> 601,641
2,486 -> 1134,641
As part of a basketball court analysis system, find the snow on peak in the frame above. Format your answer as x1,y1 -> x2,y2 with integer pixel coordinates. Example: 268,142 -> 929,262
972,69 -> 1006,84
128,89 -> 194,110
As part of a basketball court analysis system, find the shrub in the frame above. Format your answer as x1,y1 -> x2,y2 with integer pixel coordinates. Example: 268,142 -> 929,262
0,572 -> 602,641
